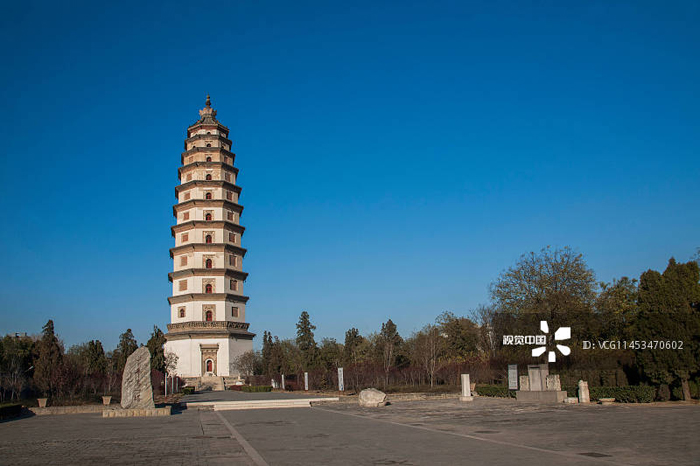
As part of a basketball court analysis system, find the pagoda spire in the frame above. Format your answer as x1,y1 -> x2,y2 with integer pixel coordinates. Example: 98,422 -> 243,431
198,94 -> 217,122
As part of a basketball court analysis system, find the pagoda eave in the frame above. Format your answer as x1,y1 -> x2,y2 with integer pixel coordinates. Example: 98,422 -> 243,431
168,293 -> 250,305
169,243 -> 248,258
168,268 -> 249,282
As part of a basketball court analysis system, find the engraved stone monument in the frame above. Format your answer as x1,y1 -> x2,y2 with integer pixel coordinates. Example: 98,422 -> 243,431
120,347 -> 155,409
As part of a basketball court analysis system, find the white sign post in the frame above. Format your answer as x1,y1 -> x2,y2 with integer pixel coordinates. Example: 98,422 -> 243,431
304,372 -> 309,391
338,367 -> 344,392
281,374 -> 285,391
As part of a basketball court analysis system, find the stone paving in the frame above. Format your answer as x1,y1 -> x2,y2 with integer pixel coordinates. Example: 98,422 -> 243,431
0,409 -> 254,465
1,396 -> 698,465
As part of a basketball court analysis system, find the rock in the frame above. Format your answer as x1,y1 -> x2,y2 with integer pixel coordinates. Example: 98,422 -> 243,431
358,388 -> 387,407
564,397 -> 579,404
120,347 -> 155,409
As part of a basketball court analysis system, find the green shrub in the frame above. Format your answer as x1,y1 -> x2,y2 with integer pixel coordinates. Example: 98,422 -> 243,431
475,385 -> 516,398
182,387 -> 195,395
241,385 -> 273,393
562,386 -> 577,398
589,386 -> 655,403
0,403 -> 22,419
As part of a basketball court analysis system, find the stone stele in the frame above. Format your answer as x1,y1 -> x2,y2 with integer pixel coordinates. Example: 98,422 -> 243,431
578,380 -> 590,404
358,388 -> 388,407
121,347 -> 155,409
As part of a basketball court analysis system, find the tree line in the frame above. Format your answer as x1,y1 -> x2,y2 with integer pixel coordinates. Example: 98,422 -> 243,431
0,323 -> 173,403
234,246 -> 700,399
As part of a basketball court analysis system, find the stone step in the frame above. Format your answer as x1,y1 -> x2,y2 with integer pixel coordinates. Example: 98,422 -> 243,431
186,397 -> 339,411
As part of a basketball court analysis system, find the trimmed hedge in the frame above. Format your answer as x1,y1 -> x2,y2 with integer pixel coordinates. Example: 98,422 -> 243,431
589,386 -> 655,403
182,387 -> 195,395
0,403 -> 22,419
475,385 -> 516,398
241,385 -> 273,393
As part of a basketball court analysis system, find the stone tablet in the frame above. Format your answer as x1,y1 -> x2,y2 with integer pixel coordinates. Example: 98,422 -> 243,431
546,375 -> 561,392
121,347 -> 155,409
578,380 -> 590,404
359,388 -> 387,407
519,376 -> 530,391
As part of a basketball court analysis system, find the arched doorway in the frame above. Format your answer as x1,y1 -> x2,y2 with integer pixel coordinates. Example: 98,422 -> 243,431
206,359 -> 213,373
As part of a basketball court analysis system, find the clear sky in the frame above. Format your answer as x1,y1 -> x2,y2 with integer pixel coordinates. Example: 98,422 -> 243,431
0,0 -> 698,350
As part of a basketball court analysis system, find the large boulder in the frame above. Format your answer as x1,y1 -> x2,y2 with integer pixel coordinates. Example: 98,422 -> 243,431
120,347 -> 155,409
359,388 -> 388,407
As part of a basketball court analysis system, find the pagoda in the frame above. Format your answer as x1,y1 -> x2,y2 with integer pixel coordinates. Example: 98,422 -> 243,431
164,96 -> 254,384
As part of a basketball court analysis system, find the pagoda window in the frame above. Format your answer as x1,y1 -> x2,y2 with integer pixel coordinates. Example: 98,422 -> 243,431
205,174 -> 212,180
205,259 -> 212,269
179,308 -> 186,318
205,234 -> 212,244
232,307 -> 239,318
205,192 -> 212,200
206,156 -> 212,162
206,143 -> 212,147
205,213 -> 212,221
205,310 -> 213,321
205,284 -> 213,294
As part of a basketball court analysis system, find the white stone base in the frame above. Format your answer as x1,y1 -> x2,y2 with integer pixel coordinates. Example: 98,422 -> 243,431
165,335 -> 252,378
460,396 -> 474,402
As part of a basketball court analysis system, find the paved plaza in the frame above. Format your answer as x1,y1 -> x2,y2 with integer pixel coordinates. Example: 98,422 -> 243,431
1,396 -> 698,465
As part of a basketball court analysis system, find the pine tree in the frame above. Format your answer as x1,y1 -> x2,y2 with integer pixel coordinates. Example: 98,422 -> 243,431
116,329 -> 138,373
296,311 -> 317,369
33,320 -> 64,397
146,326 -> 166,373
635,258 -> 700,398
261,331 -> 272,375
378,319 -> 402,388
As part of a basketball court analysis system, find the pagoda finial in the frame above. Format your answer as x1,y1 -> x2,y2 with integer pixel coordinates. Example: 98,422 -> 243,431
205,94 -> 211,108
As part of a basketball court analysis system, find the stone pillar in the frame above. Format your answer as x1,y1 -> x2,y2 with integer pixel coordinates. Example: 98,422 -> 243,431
304,372 -> 309,391
519,376 -> 530,391
281,374 -> 285,390
460,374 -> 473,402
546,375 -> 561,392
578,380 -> 590,403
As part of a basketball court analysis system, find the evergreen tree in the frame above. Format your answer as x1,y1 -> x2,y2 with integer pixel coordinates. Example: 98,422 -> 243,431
378,319 -> 402,388
261,331 -> 272,375
116,329 -> 138,373
146,326 -> 166,373
33,320 -> 64,397
296,311 -> 317,368
343,327 -> 364,365
635,258 -> 700,397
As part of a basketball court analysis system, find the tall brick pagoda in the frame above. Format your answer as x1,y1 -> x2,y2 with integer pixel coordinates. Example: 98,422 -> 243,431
164,96 -> 254,383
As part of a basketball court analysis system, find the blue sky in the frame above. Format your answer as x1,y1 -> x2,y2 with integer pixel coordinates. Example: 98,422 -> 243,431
0,0 -> 698,350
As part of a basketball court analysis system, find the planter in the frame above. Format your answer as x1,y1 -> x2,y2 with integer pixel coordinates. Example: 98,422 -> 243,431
102,396 -> 112,406
37,398 -> 48,408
